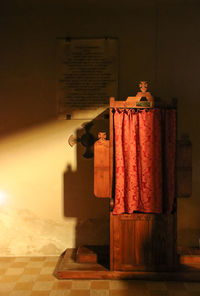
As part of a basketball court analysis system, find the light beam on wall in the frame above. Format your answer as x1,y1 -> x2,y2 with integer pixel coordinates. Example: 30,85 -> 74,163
0,191 -> 6,206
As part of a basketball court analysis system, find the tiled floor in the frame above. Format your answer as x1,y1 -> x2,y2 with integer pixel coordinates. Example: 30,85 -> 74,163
0,257 -> 200,296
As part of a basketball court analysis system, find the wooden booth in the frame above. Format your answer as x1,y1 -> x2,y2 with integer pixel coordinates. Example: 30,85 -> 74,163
55,81 -> 191,280
94,81 -> 177,272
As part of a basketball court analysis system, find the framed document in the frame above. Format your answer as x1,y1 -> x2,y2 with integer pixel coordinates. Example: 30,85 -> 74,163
56,38 -> 118,119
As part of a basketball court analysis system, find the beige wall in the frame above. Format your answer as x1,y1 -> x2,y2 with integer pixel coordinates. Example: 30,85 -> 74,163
0,0 -> 200,256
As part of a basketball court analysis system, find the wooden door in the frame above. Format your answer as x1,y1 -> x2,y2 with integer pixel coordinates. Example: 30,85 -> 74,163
110,213 -> 177,271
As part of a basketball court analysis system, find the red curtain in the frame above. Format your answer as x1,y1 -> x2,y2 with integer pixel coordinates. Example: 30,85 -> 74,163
113,108 -> 176,215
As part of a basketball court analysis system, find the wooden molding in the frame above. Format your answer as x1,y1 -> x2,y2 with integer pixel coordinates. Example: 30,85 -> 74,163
110,81 -> 154,108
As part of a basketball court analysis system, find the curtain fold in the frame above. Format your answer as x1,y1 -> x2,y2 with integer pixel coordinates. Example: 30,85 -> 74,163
113,108 -> 176,215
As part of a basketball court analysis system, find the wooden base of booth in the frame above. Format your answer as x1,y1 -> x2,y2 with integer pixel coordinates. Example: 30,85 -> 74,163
54,247 -> 200,281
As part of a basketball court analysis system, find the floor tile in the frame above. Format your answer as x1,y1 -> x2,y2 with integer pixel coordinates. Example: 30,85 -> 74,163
109,280 -> 129,290
0,257 -> 14,262
166,281 -> 186,290
0,262 -> 13,268
0,275 -> 20,282
17,274 -> 38,283
0,282 -> 16,292
40,267 -> 54,275
0,268 -> 7,275
184,282 -> 200,291
26,262 -> 45,268
168,291 -> 188,296
0,256 -> 200,296
11,262 -> 28,268
37,274 -> 56,282
146,281 -> 167,290
71,280 -> 91,289
44,261 -> 58,267
32,281 -> 54,291
30,292 -> 50,296
52,280 -> 73,289
187,292 -> 200,296
69,290 -> 90,296
14,257 -> 30,263
90,289 -> 109,296
30,257 -> 46,262
49,291 -> 70,296
5,268 -> 24,276
23,268 -> 41,275
149,291 -> 169,296
110,289 -> 147,296
44,257 -> 59,262
10,291 -> 32,296
14,281 -> 34,290
90,280 -> 110,289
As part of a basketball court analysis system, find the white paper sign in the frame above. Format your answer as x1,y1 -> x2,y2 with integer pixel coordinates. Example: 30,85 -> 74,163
56,38 -> 118,119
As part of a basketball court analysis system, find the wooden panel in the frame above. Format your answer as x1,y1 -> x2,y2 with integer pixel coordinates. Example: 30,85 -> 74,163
94,133 -> 110,198
109,108 -> 114,199
112,214 -> 120,270
120,219 -> 136,266
134,219 -> 149,266
151,215 -> 169,266
110,211 -> 114,271
110,213 -> 177,271
110,96 -> 154,108
109,81 -> 154,109
176,137 -> 192,197
56,248 -> 200,281
76,246 -> 97,263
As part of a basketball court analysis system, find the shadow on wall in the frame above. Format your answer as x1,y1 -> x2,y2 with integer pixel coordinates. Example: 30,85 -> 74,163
63,111 -> 110,248
0,107 -> 57,141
